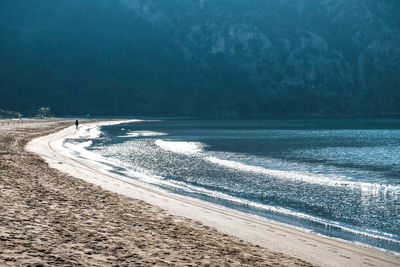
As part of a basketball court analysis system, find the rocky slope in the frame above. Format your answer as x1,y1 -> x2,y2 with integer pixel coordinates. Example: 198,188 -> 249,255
1,0 -> 399,117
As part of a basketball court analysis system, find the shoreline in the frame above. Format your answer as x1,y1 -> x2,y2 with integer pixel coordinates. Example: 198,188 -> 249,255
26,120 -> 400,266
2,119 -> 313,266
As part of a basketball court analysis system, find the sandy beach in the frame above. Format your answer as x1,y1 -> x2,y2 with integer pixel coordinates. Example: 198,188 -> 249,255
1,119 -> 399,266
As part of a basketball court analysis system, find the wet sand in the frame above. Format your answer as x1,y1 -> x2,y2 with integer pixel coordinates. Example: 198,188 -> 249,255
1,119 -> 313,266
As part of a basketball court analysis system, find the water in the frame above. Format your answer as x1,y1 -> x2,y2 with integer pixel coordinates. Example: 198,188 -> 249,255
64,119 -> 400,253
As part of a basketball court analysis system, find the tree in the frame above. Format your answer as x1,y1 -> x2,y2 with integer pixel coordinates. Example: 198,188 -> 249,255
38,107 -> 51,118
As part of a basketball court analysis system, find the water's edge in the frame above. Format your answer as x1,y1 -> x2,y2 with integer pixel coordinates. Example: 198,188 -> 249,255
62,120 -> 400,255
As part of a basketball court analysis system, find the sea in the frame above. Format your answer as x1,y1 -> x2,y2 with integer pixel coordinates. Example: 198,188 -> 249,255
63,119 -> 400,254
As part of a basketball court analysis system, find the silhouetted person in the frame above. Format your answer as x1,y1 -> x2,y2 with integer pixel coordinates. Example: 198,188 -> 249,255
75,120 -> 79,129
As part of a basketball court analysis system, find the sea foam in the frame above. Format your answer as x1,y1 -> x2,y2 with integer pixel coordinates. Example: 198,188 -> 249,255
155,140 -> 204,154
70,125 -> 102,139
118,131 -> 166,138
60,121 -> 400,253
206,156 -> 400,193
160,177 -> 400,245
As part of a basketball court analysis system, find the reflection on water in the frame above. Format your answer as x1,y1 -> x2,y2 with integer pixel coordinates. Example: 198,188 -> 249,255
64,119 -> 400,253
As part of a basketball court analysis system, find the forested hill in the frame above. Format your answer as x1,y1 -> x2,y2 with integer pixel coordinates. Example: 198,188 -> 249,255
1,0 -> 399,117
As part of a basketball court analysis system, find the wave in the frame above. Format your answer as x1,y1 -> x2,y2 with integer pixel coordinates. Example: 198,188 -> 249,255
118,131 -> 167,138
60,123 -> 400,253
63,126 -> 122,171
61,136 -> 400,247
206,156 -> 400,193
155,139 -> 204,154
158,177 -> 400,246
153,136 -> 399,193
73,125 -> 102,139
62,140 -> 120,172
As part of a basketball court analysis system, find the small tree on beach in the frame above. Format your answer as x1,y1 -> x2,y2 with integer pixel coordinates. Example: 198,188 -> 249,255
38,107 -> 51,118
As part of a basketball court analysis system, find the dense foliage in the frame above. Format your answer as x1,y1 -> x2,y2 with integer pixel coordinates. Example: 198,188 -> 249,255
1,0 -> 399,117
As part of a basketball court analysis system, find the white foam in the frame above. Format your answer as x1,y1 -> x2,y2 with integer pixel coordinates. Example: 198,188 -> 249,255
161,178 -> 400,245
155,140 -> 204,154
206,156 -> 400,193
125,167 -> 165,184
72,125 -> 102,139
70,119 -> 144,140
62,140 -> 120,171
118,131 -> 166,138
57,122 -> 400,250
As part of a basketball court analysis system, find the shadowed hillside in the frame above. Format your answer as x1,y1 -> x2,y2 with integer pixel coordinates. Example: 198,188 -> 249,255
1,0 -> 399,117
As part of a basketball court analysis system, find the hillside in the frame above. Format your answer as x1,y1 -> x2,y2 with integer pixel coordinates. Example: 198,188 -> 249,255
1,0 -> 399,117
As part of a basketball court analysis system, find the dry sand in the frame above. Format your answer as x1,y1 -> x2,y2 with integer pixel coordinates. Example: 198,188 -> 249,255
1,119 -> 312,266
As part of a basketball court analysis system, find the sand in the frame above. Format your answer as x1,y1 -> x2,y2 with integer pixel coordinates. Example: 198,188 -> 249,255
1,119 -> 399,266
1,119 -> 312,266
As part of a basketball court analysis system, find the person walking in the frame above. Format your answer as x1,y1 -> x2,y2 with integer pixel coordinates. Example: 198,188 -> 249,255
75,120 -> 79,129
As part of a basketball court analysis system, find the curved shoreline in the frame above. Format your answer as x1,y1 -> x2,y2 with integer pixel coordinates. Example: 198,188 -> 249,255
26,120 -> 400,267
4,120 -> 306,266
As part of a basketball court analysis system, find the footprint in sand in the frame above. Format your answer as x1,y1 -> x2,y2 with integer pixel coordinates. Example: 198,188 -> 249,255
363,262 -> 375,266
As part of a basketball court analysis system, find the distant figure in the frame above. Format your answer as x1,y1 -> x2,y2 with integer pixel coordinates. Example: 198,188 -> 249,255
75,120 -> 79,129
